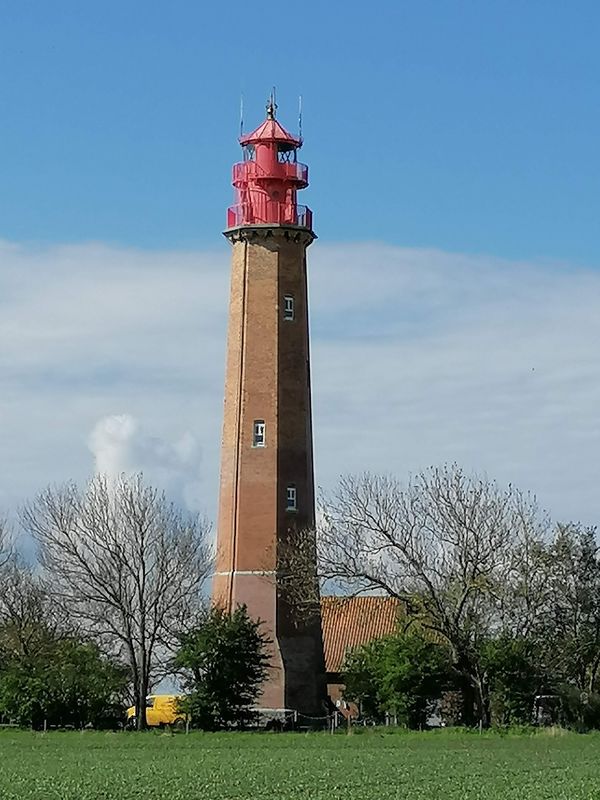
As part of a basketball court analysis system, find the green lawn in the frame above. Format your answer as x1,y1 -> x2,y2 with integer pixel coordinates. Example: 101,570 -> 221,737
0,728 -> 598,799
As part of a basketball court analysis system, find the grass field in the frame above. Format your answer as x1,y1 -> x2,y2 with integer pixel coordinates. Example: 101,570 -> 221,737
0,728 -> 598,799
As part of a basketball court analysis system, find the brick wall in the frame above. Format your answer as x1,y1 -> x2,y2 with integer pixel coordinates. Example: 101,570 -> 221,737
212,226 -> 326,715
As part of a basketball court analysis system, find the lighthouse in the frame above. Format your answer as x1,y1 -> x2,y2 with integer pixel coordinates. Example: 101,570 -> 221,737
212,97 -> 326,716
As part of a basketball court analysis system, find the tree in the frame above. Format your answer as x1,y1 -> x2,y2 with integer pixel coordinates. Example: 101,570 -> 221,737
0,560 -> 128,728
174,605 -> 270,730
0,518 -> 13,573
479,635 -> 544,726
0,631 -> 129,728
276,525 -> 322,619
544,524 -> 600,693
0,633 -> 129,729
317,465 -> 549,726
22,473 -> 212,729
343,630 -> 453,727
0,558 -> 70,659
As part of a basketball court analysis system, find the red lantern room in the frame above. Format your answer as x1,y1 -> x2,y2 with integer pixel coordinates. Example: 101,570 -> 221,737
227,97 -> 312,230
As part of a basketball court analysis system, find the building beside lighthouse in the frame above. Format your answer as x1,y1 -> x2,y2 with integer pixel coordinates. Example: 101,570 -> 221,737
212,98 -> 326,716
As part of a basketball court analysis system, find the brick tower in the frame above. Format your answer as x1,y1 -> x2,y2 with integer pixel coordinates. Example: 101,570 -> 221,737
212,97 -> 326,716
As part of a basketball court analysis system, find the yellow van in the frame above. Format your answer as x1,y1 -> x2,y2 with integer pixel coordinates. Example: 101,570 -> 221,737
126,695 -> 186,729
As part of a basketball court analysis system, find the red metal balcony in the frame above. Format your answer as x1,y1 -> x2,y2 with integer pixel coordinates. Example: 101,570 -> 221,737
227,203 -> 313,230
232,161 -> 308,187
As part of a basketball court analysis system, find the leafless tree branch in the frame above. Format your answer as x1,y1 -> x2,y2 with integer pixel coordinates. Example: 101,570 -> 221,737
311,464 -> 550,725
21,473 -> 213,729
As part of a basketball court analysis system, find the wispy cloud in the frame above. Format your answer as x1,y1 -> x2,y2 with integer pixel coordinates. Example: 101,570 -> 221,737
1,239 -> 599,525
0,240 -> 228,514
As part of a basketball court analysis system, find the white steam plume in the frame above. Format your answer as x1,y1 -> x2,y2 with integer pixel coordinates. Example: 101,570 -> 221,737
88,414 -> 203,512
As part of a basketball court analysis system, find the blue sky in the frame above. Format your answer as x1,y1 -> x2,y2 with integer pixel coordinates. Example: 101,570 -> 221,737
1,1 -> 599,262
1,2 -> 600,530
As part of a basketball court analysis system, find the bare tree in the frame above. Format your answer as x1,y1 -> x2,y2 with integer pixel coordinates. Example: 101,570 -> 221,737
317,464 -> 549,726
22,473 -> 212,729
0,524 -> 75,660
0,559 -> 50,657
276,525 -> 322,621
0,518 -> 13,572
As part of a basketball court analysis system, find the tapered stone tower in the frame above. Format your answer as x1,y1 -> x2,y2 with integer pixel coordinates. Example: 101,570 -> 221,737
212,98 -> 326,715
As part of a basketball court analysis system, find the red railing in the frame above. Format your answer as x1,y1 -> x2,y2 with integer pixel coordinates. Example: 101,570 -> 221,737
232,161 -> 308,186
227,203 -> 313,230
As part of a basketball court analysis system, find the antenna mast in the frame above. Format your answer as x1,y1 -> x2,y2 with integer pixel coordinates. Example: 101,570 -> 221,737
239,93 -> 244,137
266,86 -> 278,120
298,95 -> 303,141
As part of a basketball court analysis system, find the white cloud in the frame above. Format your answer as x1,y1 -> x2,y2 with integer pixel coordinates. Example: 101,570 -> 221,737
0,238 -> 599,525
88,414 -> 202,512
0,239 -> 228,515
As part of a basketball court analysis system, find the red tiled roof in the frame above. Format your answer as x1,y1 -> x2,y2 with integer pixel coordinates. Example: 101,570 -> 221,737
320,596 -> 402,674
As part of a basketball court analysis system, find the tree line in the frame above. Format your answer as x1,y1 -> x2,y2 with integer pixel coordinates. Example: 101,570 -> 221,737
0,475 -> 268,730
2,464 -> 599,731
316,465 -> 600,729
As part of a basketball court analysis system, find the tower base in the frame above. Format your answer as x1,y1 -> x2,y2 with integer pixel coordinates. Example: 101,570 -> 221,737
212,570 -> 326,717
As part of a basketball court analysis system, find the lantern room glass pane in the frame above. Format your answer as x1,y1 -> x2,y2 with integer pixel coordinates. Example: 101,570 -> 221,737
277,145 -> 297,163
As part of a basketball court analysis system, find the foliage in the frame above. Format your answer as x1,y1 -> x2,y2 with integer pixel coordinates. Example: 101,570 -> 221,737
543,524 -> 600,692
318,465 -> 548,726
21,473 -> 212,729
316,467 -> 600,729
2,729 -> 600,799
0,556 -> 128,729
0,633 -> 129,728
174,605 -> 270,730
479,635 -> 544,726
342,630 -> 453,727
1,464 -> 599,735
556,685 -> 600,732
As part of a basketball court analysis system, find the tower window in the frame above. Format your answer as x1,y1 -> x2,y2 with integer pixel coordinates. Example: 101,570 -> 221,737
283,295 -> 295,321
253,420 -> 265,447
286,485 -> 297,511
